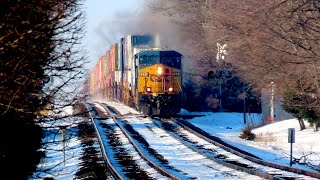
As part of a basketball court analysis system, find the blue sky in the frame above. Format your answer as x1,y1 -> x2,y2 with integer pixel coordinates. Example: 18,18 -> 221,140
84,0 -> 144,69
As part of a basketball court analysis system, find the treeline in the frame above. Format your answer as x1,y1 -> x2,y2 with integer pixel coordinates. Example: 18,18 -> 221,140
148,0 -> 320,131
0,0 -> 86,178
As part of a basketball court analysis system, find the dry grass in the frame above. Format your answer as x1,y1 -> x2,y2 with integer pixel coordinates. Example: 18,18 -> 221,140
254,132 -> 276,145
239,126 -> 256,140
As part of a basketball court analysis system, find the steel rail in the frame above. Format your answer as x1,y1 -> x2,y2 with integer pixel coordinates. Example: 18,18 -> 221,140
99,102 -> 181,180
84,103 -> 123,180
176,119 -> 320,179
152,117 -> 279,180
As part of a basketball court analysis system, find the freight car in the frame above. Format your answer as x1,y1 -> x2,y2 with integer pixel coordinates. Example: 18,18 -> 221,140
87,34 -> 183,116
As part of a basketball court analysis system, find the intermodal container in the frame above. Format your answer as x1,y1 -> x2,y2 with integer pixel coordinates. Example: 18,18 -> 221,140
99,56 -> 104,93
94,63 -> 98,94
124,35 -> 132,71
104,51 -> 110,88
89,70 -> 95,95
109,44 -> 119,99
117,39 -> 124,71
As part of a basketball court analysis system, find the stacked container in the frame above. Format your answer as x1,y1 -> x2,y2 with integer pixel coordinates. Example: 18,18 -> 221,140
94,62 -> 99,96
86,34 -> 161,104
122,35 -> 159,105
99,56 -> 104,96
108,44 -> 118,99
104,51 -> 110,98
89,70 -> 95,96
117,38 -> 125,101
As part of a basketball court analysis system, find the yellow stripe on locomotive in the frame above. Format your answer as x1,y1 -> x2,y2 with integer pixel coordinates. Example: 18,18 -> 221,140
138,64 -> 182,95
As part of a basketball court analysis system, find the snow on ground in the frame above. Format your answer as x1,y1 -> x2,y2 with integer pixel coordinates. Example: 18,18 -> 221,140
184,112 -> 320,172
94,118 -> 169,180
32,115 -> 91,179
103,99 -> 320,173
48,105 -> 74,117
33,99 -> 320,179
252,119 -> 320,168
32,127 -> 83,179
122,116 -> 262,179
39,116 -> 87,128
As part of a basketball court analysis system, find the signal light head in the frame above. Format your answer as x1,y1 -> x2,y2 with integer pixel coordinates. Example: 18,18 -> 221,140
208,70 -> 215,79
146,87 -> 152,93
168,87 -> 174,92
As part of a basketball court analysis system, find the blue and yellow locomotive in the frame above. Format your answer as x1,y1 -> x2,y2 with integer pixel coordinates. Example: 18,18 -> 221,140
134,49 -> 183,116
88,34 -> 183,116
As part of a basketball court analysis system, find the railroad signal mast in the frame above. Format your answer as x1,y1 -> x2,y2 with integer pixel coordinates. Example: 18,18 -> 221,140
216,43 -> 227,64
206,43 -> 228,111
208,43 -> 228,79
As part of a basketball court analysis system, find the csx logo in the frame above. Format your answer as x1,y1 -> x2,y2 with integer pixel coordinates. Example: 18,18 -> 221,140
150,74 -> 169,82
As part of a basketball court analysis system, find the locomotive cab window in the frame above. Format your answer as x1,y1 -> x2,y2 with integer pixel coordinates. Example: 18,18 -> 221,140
160,56 -> 181,69
139,56 -> 159,67
136,50 -> 182,69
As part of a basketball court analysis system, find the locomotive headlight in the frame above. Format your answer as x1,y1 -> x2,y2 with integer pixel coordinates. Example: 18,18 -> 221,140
146,87 -> 152,93
157,66 -> 163,75
168,87 -> 174,92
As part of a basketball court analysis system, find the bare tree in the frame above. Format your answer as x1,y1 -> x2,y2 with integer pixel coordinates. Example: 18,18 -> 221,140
0,0 -> 87,178
150,0 -> 320,127
148,0 -> 261,111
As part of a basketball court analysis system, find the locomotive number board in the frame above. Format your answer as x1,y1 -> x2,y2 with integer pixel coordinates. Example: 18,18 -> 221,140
139,72 -> 149,77
172,72 -> 181,76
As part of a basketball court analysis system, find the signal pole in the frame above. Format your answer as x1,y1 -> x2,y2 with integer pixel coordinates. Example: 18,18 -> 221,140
216,43 -> 227,112
219,79 -> 222,112
243,84 -> 247,124
270,82 -> 275,122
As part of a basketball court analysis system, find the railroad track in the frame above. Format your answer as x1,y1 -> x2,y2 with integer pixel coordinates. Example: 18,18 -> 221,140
84,103 -> 120,179
86,101 -> 320,179
91,102 -> 262,179
153,117 -> 320,179
86,102 -> 183,179
100,104 -> 266,179
176,118 -> 320,179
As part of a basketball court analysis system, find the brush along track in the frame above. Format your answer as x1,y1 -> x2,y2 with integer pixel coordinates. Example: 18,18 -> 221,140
90,102 -> 181,180
156,117 -> 320,180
